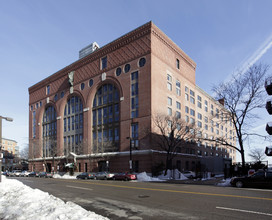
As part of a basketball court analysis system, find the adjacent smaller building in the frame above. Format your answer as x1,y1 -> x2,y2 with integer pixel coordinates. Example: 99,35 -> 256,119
0,138 -> 19,171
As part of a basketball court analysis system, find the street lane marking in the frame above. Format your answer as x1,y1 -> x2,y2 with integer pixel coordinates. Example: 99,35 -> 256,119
216,206 -> 272,217
66,185 -> 93,191
60,180 -> 272,201
239,188 -> 272,192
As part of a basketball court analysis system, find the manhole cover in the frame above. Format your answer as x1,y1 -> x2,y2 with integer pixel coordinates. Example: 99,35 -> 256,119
138,195 -> 150,198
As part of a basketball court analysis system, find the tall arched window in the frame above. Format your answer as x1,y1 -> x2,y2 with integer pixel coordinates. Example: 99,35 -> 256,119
63,96 -> 83,155
92,84 -> 120,153
42,106 -> 57,157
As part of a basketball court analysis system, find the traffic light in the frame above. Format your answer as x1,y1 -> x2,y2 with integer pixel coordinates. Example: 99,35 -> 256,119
265,146 -> 272,156
265,77 -> 272,156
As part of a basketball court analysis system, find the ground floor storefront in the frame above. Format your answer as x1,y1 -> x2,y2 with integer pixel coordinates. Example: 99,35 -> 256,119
28,150 -> 231,176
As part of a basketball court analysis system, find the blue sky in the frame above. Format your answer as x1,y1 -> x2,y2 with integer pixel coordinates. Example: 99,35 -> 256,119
1,0 -> 272,164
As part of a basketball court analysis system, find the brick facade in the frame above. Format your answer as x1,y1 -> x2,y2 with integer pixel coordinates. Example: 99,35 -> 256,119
28,21 -> 236,174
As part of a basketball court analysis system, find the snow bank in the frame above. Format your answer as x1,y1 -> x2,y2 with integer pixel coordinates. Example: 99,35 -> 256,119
0,176 -> 108,220
136,172 -> 165,182
53,173 -> 77,179
217,178 -> 231,187
136,170 -> 188,182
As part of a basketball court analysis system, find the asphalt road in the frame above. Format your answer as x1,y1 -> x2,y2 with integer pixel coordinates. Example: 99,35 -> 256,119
14,177 -> 272,220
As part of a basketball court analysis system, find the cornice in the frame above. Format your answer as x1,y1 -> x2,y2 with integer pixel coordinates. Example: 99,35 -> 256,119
29,22 -> 152,94
150,24 -> 196,70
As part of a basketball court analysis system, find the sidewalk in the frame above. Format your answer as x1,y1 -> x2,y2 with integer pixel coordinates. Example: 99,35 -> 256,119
166,177 -> 225,186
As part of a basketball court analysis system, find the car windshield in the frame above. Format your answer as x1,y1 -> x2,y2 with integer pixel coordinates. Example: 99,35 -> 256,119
251,171 -> 265,178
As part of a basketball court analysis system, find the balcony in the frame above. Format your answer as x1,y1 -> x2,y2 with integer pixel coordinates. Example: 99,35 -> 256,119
266,98 -> 272,114
265,76 -> 272,95
266,122 -> 272,135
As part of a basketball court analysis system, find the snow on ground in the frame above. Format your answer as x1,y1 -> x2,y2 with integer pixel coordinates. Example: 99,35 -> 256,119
53,173 -> 76,179
0,176 -> 108,220
136,170 -> 188,181
217,178 -> 232,187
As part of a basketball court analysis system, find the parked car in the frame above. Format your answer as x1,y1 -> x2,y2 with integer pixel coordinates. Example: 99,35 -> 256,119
28,172 -> 37,177
76,172 -> 96,180
113,172 -> 137,181
95,171 -> 115,180
20,171 -> 31,177
230,170 -> 272,188
182,171 -> 196,179
1,171 -> 9,176
38,172 -> 53,178
9,170 -> 22,177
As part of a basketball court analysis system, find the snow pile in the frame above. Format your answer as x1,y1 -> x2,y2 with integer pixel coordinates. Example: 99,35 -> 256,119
136,170 -> 188,182
53,173 -> 77,179
157,170 -> 188,180
136,172 -> 165,182
217,178 -> 231,187
0,176 -> 108,220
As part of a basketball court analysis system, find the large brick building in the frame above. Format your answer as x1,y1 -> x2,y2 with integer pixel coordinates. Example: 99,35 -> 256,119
28,22 -> 236,174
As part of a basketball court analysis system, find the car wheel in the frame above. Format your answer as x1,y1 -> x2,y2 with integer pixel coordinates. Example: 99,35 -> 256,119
236,181 -> 243,188
125,177 -> 128,181
113,177 -> 116,180
104,176 -> 107,180
94,177 -> 97,180
85,177 -> 87,180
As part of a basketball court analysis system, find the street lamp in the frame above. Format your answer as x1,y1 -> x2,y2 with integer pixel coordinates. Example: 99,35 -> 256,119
126,137 -> 134,173
0,116 -> 13,182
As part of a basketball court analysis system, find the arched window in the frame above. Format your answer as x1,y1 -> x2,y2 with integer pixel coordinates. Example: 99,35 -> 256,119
92,84 -> 120,153
42,106 -> 57,157
63,96 -> 83,155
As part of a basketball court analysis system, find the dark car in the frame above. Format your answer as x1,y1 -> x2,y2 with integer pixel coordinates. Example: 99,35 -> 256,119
28,172 -> 37,177
113,172 -> 137,181
38,172 -> 53,178
95,171 -> 115,180
230,170 -> 272,188
76,172 -> 95,180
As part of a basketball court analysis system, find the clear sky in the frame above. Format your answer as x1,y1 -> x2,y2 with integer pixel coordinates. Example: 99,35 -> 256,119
1,0 -> 272,164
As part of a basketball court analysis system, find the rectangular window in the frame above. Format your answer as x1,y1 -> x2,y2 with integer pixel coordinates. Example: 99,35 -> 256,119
46,85 -> 50,95
190,97 -> 195,104
101,56 -> 107,69
131,71 -> 139,119
167,97 -> 172,106
32,111 -> 36,138
168,107 -> 172,116
167,82 -> 172,91
176,111 -> 181,119
185,106 -> 189,113
185,93 -> 189,101
167,74 -> 172,82
197,113 -> 202,120
131,123 -> 139,148
176,80 -> 181,96
176,59 -> 180,69
176,101 -> 181,110
190,109 -> 195,116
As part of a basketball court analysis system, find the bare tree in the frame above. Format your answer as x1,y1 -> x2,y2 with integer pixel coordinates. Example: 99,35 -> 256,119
212,63 -> 270,173
152,114 -> 197,175
20,145 -> 29,160
248,148 -> 267,162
